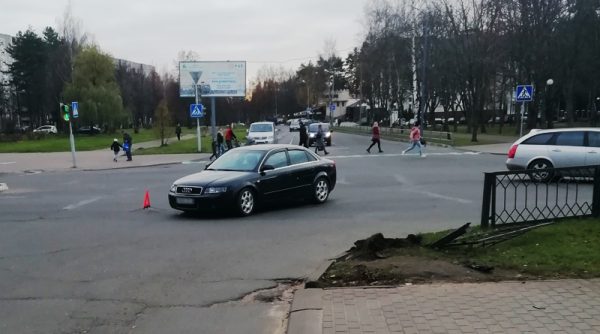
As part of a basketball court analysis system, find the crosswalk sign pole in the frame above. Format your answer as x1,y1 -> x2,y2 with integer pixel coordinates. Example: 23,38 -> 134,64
195,83 -> 201,153
520,102 -> 525,138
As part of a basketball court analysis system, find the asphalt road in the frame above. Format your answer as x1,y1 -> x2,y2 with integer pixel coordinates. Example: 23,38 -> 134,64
0,126 -> 507,334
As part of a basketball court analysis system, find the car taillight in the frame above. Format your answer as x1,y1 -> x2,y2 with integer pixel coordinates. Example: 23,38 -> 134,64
508,144 -> 518,159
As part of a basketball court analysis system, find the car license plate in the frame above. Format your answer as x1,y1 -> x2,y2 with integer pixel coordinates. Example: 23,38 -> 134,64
176,197 -> 194,205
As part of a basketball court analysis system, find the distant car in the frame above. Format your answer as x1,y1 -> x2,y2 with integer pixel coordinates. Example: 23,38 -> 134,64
77,126 -> 102,135
33,125 -> 57,134
308,123 -> 332,147
168,144 -> 337,216
506,128 -> 600,181
247,122 -> 277,144
289,119 -> 301,131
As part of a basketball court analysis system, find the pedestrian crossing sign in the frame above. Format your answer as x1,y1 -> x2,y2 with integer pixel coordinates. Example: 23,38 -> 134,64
516,85 -> 534,102
189,104 -> 204,118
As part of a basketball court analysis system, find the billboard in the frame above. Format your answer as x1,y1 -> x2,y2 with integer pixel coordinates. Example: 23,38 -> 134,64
179,61 -> 246,97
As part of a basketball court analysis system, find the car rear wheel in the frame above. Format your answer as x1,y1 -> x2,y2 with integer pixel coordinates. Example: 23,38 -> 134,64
527,159 -> 554,182
236,188 -> 256,216
312,177 -> 330,204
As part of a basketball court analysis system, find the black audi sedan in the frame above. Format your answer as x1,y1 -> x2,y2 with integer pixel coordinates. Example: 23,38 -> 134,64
169,144 -> 336,216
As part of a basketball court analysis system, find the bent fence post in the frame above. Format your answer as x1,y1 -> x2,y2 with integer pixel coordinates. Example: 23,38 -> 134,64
481,173 -> 495,228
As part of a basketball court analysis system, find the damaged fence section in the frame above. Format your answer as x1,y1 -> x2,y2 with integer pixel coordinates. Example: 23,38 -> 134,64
481,165 -> 600,227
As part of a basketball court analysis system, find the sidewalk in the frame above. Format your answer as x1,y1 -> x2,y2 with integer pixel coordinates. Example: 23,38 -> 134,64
0,134 -> 207,174
460,143 -> 511,155
288,279 -> 600,334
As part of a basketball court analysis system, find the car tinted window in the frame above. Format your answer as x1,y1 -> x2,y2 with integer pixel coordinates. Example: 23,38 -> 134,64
264,151 -> 288,169
522,133 -> 553,145
288,150 -> 309,165
589,132 -> 600,147
555,131 -> 584,146
207,150 -> 264,171
308,123 -> 329,132
249,123 -> 273,132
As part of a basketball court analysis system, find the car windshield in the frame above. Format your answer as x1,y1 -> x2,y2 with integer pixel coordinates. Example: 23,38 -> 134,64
249,124 -> 273,132
207,150 -> 265,171
309,124 -> 329,132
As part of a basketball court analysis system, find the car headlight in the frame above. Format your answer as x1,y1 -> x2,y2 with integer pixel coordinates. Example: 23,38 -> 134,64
267,135 -> 273,139
309,133 -> 315,138
170,184 -> 178,193
204,186 -> 228,194
325,132 -> 331,138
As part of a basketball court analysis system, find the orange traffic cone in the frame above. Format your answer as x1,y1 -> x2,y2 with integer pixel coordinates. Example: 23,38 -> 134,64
143,190 -> 151,209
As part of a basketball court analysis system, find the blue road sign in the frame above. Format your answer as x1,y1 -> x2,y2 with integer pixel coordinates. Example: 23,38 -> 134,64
190,104 -> 204,118
71,101 -> 79,118
330,104 -> 336,111
516,85 -> 534,102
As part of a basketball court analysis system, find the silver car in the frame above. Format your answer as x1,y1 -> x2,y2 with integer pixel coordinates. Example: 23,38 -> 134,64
506,128 -> 600,181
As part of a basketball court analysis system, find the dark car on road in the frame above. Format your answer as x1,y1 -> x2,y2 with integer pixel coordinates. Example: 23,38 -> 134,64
308,123 -> 332,147
169,144 -> 337,216
77,126 -> 102,135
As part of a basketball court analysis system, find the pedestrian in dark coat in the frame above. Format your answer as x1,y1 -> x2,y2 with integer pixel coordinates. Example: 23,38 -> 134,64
175,123 -> 182,141
314,124 -> 329,155
216,130 -> 225,157
299,121 -> 308,148
110,138 -> 122,162
366,121 -> 383,153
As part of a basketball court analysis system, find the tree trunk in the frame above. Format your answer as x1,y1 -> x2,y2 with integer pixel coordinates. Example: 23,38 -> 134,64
566,80 -> 575,126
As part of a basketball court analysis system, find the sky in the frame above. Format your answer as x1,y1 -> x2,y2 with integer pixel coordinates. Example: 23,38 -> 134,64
1,0 -> 369,83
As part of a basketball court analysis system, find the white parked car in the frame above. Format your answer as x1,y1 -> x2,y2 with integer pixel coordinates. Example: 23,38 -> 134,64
289,119 -> 301,132
33,125 -> 58,134
247,122 -> 277,144
506,128 -> 600,181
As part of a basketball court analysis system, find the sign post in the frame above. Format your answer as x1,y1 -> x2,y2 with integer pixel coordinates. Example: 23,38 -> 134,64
516,85 -> 534,137
190,103 -> 204,152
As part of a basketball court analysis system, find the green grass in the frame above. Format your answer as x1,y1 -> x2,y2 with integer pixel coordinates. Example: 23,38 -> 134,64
0,127 -> 197,153
135,128 -> 247,155
428,219 -> 600,277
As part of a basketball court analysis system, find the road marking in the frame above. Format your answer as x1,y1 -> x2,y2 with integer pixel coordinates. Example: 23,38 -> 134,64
415,190 -> 473,204
0,161 -> 16,165
289,134 -> 296,145
63,196 -> 103,210
329,152 -> 481,159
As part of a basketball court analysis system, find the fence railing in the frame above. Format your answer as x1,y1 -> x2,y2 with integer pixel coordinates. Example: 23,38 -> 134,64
481,165 -> 600,227
335,125 -> 454,145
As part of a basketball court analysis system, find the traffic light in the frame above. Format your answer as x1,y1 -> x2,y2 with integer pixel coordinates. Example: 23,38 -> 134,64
60,103 -> 70,121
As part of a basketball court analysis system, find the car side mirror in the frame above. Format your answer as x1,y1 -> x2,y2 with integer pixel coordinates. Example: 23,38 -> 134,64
246,129 -> 249,134
260,164 -> 275,173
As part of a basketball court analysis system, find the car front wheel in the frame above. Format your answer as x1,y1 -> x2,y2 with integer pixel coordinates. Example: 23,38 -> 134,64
236,188 -> 256,216
312,177 -> 330,204
527,159 -> 554,182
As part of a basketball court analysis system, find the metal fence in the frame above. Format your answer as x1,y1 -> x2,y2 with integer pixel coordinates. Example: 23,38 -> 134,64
481,166 -> 600,227
335,125 -> 454,146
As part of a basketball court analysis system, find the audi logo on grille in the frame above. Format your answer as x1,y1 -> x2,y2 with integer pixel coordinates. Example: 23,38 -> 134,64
181,187 -> 193,193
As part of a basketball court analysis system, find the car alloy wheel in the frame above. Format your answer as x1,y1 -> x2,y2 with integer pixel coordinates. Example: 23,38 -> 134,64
313,177 -> 330,204
237,188 -> 255,216
528,159 -> 554,182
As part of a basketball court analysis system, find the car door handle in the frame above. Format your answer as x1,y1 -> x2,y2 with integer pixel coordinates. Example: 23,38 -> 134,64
588,151 -> 598,154
551,149 -> 561,152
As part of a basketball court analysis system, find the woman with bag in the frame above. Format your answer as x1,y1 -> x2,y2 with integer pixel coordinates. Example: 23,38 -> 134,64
366,121 -> 383,153
402,121 -> 426,157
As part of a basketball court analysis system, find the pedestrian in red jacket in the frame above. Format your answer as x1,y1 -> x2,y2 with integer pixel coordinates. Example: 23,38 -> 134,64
366,121 -> 383,153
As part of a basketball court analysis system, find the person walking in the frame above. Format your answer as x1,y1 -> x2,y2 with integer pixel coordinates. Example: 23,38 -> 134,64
175,123 -> 182,141
122,132 -> 133,161
314,124 -> 329,155
224,124 -> 237,150
209,140 -> 218,161
110,138 -> 122,162
298,121 -> 308,148
366,121 -> 383,153
216,129 -> 225,157
402,121 -> 426,157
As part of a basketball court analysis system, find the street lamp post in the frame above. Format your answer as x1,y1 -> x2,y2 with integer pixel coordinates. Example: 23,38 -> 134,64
546,78 -> 554,129
301,79 -> 310,110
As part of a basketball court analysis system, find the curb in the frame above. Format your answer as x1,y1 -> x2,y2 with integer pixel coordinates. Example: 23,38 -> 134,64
0,183 -> 8,192
81,161 -> 183,172
286,289 -> 324,334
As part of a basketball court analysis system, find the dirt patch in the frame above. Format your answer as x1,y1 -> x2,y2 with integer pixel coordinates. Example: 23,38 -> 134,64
310,233 -> 532,288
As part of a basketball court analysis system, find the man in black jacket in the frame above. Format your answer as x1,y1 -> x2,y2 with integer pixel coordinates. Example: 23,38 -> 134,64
299,121 -> 308,148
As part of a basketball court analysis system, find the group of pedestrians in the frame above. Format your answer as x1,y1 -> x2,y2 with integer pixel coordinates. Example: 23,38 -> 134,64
209,124 -> 238,160
366,120 -> 425,157
298,121 -> 329,155
110,131 -> 133,162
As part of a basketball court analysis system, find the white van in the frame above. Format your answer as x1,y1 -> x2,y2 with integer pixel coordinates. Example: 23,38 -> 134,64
247,122 -> 277,144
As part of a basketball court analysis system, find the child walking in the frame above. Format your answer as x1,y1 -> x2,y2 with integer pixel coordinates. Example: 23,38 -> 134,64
110,138 -> 122,162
